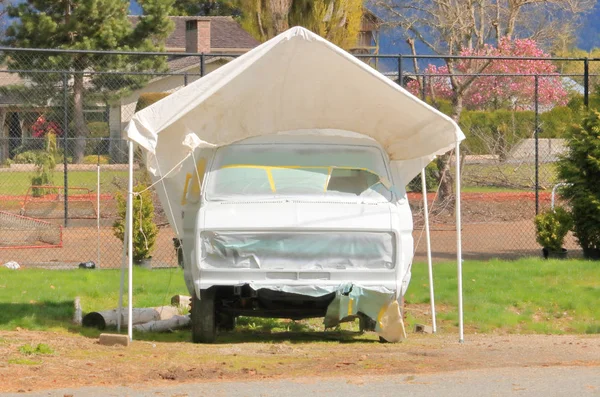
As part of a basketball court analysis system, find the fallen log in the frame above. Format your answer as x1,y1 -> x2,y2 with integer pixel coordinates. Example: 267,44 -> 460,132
133,315 -> 191,333
82,306 -> 179,329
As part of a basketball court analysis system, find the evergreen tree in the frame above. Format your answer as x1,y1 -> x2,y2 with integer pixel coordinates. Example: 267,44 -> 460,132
557,111 -> 600,259
3,0 -> 174,163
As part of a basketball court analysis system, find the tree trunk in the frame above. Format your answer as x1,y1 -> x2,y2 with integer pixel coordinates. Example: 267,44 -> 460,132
270,0 -> 292,35
435,95 -> 463,204
73,73 -> 88,163
272,13 -> 289,34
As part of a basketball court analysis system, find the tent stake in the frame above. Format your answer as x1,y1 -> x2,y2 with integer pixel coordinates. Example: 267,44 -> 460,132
421,169 -> 437,333
455,142 -> 464,343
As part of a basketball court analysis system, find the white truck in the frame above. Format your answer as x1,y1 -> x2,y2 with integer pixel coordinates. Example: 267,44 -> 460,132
126,27 -> 463,343
180,130 -> 414,343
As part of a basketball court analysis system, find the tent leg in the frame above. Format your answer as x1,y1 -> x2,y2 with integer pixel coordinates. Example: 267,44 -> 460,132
97,164 -> 101,268
127,140 -> 134,341
455,142 -> 464,343
117,205 -> 129,332
421,170 -> 437,333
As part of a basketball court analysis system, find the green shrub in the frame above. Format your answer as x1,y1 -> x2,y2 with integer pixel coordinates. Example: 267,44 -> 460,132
83,155 -> 109,164
27,133 -> 58,197
13,150 -> 40,164
539,106 -> 578,138
557,110 -> 600,258
459,110 -> 534,156
534,207 -> 573,251
407,163 -> 438,192
85,122 -> 110,156
113,185 -> 158,262
87,121 -> 109,137
135,92 -> 170,112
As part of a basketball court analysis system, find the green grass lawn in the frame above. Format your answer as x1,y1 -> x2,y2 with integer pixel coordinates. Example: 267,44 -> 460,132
406,258 -> 600,334
0,258 -> 598,340
0,267 -> 187,332
0,170 -> 131,196
1,162 -> 558,197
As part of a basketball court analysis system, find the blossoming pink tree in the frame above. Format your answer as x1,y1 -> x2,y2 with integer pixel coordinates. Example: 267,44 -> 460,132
407,38 -> 569,111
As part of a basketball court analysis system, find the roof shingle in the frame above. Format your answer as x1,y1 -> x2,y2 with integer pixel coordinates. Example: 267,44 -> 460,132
129,16 -> 260,52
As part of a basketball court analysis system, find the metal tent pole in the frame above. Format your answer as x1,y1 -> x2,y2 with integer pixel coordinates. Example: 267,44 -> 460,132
96,161 -> 101,267
127,140 -> 134,341
117,186 -> 129,332
455,143 -> 464,343
421,169 -> 437,333
117,231 -> 127,332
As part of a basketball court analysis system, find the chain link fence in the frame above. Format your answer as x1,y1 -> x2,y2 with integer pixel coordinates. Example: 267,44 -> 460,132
0,48 -> 598,268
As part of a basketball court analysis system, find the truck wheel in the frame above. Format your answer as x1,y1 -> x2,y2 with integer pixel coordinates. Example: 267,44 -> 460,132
191,288 -> 217,343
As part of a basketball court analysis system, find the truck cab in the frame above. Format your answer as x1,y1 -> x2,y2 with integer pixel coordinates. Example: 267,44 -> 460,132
181,130 -> 414,343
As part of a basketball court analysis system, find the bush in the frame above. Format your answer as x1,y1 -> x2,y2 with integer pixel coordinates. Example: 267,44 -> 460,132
85,122 -> 110,156
407,163 -> 438,192
539,106 -> 579,139
135,92 -> 170,112
29,133 -> 58,197
459,110 -> 534,156
113,185 -> 158,262
83,155 -> 109,164
13,150 -> 40,164
534,207 -> 573,251
557,110 -> 600,258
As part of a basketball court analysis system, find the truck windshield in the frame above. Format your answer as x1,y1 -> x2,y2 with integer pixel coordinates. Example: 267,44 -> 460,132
206,143 -> 393,202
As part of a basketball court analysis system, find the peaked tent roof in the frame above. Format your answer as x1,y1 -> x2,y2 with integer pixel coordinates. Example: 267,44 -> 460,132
127,26 -> 464,177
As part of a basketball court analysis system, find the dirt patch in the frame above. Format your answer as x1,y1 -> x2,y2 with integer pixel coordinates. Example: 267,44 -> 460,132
0,331 -> 598,393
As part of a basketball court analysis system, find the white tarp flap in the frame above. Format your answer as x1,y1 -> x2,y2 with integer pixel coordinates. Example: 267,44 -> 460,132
126,26 -> 465,234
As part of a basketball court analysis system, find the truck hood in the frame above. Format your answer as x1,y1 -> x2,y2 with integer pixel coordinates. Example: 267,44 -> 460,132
202,201 -> 393,231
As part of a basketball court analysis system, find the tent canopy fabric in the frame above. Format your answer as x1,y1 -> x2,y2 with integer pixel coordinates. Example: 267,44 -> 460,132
126,26 -> 465,180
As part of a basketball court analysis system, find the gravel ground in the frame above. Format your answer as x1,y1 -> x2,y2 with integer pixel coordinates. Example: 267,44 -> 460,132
3,366 -> 599,397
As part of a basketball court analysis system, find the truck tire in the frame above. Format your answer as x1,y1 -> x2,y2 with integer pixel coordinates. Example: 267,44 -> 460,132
191,288 -> 217,343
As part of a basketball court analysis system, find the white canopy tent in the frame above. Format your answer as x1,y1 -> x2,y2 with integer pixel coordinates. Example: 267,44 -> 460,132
122,27 -> 465,342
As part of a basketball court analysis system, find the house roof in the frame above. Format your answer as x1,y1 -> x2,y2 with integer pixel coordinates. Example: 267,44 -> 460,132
129,16 -> 260,51
166,55 -> 233,73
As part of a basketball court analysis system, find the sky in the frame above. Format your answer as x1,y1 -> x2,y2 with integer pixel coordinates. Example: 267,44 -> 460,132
7,1 -> 600,53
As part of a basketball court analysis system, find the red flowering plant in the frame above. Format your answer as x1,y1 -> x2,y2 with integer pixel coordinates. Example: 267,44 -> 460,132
31,115 -> 63,138
407,38 -> 568,111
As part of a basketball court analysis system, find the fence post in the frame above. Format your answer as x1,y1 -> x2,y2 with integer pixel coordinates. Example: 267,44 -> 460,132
62,72 -> 69,227
534,75 -> 539,215
200,53 -> 205,77
584,58 -> 589,109
184,72 -> 188,86
397,54 -> 403,87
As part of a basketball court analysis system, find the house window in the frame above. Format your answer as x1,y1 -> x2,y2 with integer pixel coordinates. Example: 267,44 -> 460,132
186,21 -> 197,31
